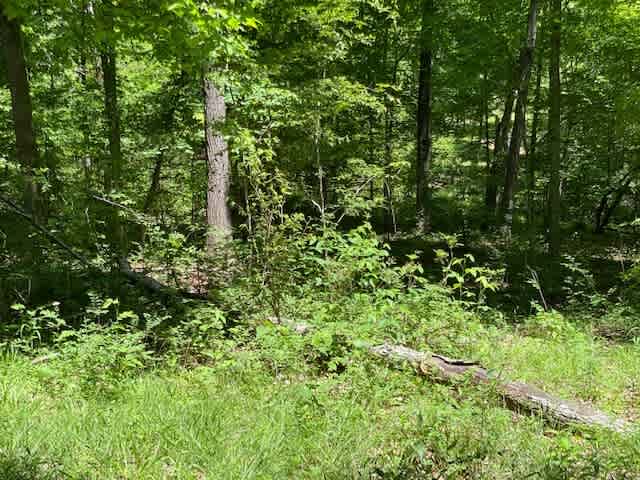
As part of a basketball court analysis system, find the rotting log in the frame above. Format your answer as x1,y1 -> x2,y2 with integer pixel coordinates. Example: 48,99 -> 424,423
370,344 -> 632,433
267,317 -> 632,432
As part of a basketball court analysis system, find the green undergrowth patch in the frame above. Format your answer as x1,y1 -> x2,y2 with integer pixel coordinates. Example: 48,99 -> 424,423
2,337 -> 640,479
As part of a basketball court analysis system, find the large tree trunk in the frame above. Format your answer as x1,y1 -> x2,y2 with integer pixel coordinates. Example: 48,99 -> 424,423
500,0 -> 539,232
548,0 -> 562,256
416,0 -> 434,233
203,70 -> 232,253
0,8 -> 43,221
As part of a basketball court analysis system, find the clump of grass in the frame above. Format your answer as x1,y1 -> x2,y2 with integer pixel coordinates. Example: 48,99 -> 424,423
0,449 -> 65,480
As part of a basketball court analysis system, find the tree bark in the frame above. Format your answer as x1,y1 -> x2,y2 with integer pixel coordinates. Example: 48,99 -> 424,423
527,53 -> 543,226
548,0 -> 562,256
485,68 -> 517,213
416,0 -> 434,233
500,0 -> 539,232
268,315 -> 633,433
0,8 -> 43,221
98,0 -> 125,254
101,49 -> 121,194
371,344 -> 631,433
203,69 -> 232,253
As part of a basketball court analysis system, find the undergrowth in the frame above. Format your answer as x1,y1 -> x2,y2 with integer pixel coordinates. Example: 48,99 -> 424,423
1,224 -> 640,479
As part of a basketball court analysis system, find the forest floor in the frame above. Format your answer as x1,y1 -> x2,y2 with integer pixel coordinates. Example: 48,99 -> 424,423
2,308 -> 640,479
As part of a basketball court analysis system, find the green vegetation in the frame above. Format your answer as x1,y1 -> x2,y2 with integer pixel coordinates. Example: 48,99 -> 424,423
2,0 -> 640,478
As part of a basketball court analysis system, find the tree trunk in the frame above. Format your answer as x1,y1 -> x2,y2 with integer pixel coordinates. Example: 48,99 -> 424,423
548,0 -> 562,256
101,49 -> 121,195
500,0 -> 539,232
143,152 -> 164,214
416,0 -> 434,233
485,77 -> 515,213
371,344 -> 631,433
0,9 -> 42,221
383,26 -> 398,237
527,53 -> 543,226
203,69 -> 232,253
98,0 -> 125,254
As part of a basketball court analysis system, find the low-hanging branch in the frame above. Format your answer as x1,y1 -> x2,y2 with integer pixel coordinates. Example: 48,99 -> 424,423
0,193 -> 206,300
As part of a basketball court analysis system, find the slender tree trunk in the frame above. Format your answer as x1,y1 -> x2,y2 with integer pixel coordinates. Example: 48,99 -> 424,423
79,1 -> 94,187
500,0 -> 539,232
143,152 -> 164,213
548,0 -> 562,256
527,53 -> 543,225
97,0 -> 125,254
483,79 -> 492,191
203,69 -> 232,253
485,74 -> 516,213
416,0 -> 434,233
383,25 -> 398,237
100,46 -> 126,254
0,9 -> 42,221
101,49 -> 121,194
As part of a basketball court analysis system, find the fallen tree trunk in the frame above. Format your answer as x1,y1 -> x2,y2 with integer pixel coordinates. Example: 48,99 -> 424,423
1,193 -> 206,300
118,258 -> 207,300
268,318 -> 631,432
370,344 -> 631,433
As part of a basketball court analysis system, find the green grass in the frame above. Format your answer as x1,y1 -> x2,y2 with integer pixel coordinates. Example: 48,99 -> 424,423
2,288 -> 640,479
2,329 -> 640,480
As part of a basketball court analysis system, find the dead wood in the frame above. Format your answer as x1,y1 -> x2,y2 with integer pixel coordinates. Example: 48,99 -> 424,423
370,343 -> 632,433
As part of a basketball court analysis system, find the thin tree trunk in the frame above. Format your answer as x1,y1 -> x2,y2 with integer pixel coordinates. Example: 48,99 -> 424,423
383,26 -> 398,237
203,69 -> 232,253
0,9 -> 42,221
548,0 -> 562,256
416,0 -> 434,233
485,76 -> 516,213
98,0 -> 125,254
527,53 -> 543,226
143,152 -> 163,213
500,0 -> 539,232
101,49 -> 121,195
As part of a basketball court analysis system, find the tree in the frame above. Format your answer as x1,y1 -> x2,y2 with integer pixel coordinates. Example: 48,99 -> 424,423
203,70 -> 232,251
416,0 -> 434,233
548,0 -> 562,256
0,4 -> 42,221
500,0 -> 539,233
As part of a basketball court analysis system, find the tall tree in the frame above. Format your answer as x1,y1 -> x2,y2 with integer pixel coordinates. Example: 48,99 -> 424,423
0,6 -> 42,221
500,0 -> 539,232
416,0 -> 434,233
203,69 -> 232,252
98,0 -> 121,195
548,0 -> 562,256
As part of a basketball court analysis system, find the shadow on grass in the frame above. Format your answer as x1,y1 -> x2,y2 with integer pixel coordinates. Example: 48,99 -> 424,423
0,450 -> 66,480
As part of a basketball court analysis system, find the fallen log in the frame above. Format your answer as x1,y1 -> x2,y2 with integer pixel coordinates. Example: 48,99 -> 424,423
370,344 -> 632,433
118,258 -> 207,300
0,193 -> 207,300
267,318 -> 632,432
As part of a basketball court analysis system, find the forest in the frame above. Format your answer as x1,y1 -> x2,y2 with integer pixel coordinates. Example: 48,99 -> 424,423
1,0 -> 640,478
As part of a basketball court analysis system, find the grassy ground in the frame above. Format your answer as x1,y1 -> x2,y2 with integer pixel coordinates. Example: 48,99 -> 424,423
2,316 -> 640,480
